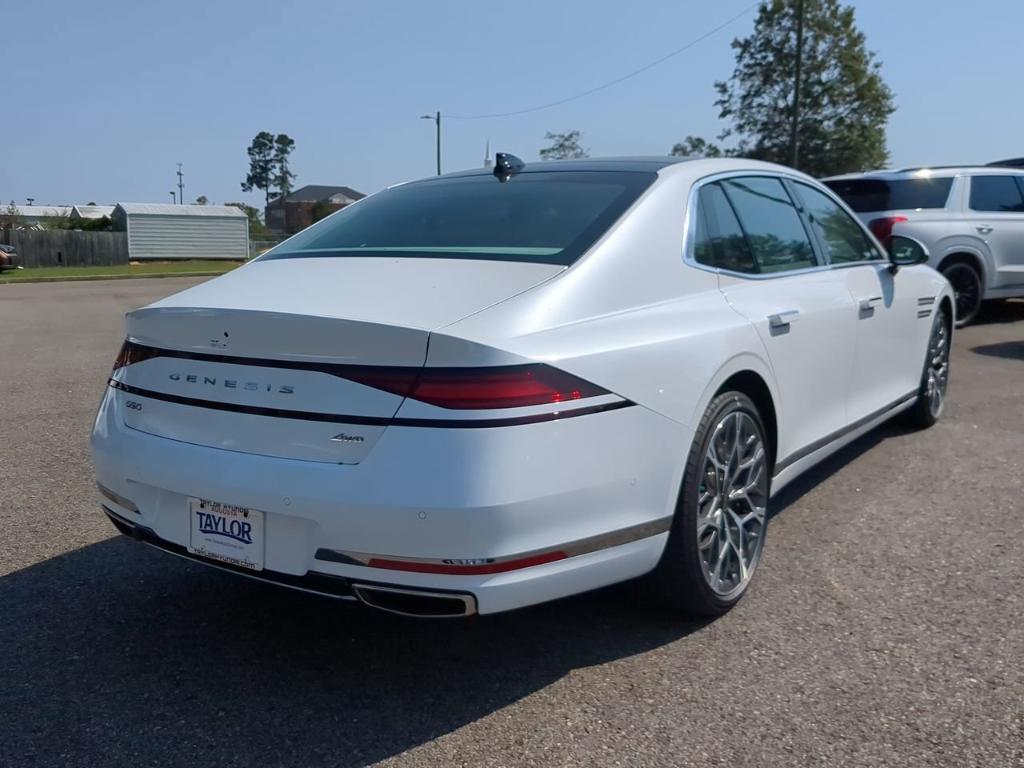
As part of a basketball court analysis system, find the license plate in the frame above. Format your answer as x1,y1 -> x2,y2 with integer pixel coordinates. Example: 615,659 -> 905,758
187,498 -> 265,571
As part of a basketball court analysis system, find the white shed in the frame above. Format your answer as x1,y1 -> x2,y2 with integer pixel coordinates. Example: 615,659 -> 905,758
112,203 -> 249,260
71,204 -> 116,221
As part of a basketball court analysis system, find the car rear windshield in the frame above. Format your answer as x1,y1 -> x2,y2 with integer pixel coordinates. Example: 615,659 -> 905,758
260,171 -> 656,267
824,177 -> 954,213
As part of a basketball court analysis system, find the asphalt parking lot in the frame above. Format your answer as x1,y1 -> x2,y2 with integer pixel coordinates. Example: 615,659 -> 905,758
1,278 -> 1021,768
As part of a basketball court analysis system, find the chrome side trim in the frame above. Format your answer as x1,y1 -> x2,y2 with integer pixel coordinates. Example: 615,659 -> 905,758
773,390 -> 918,475
316,516 -> 673,570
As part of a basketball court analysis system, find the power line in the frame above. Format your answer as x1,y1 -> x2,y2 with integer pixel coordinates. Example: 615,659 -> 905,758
447,3 -> 759,121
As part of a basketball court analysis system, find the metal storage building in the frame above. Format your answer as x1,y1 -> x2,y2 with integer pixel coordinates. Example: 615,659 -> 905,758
71,204 -> 116,221
112,203 -> 248,260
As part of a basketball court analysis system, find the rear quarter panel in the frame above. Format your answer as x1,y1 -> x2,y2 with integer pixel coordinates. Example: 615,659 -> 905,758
438,169 -> 780,435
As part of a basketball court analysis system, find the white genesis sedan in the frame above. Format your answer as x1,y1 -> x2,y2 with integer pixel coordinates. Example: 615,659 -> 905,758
92,156 -> 954,618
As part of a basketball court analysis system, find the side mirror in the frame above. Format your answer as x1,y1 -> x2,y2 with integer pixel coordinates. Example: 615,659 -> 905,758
887,235 -> 929,273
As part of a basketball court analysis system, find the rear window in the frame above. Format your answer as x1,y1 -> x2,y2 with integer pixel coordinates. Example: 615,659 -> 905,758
824,177 -> 954,213
261,171 -> 656,267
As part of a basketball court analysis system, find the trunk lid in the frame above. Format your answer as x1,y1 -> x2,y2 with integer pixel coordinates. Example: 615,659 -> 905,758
116,257 -> 562,464
144,256 -> 563,335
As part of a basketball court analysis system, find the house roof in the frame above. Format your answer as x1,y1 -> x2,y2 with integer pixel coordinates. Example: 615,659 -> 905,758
114,203 -> 246,217
278,185 -> 366,203
71,205 -> 115,219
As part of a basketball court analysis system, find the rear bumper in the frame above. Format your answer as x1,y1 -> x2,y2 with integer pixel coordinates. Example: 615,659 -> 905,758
91,386 -> 689,614
102,505 -> 479,617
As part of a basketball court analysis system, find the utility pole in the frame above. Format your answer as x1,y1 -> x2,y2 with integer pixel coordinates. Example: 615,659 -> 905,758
176,163 -> 185,205
789,0 -> 805,169
420,112 -> 441,175
170,191 -> 176,204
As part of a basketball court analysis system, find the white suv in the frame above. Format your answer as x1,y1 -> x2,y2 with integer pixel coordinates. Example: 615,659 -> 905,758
824,167 -> 1024,325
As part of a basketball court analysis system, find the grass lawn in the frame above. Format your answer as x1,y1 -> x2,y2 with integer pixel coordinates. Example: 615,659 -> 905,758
0,260 -> 243,283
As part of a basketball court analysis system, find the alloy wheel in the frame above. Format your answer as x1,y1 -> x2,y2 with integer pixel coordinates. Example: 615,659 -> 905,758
925,315 -> 950,418
696,411 -> 768,597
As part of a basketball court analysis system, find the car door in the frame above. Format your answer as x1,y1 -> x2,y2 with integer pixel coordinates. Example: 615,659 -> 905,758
693,176 -> 859,464
967,174 -> 1024,289
790,180 -> 923,422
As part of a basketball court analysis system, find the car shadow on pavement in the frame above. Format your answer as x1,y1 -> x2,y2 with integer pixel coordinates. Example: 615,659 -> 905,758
0,536 -> 706,767
973,298 -> 1024,325
971,341 -> 1024,361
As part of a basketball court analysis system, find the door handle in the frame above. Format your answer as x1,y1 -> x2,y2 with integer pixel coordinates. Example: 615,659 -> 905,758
858,296 -> 883,313
768,310 -> 800,329
977,225 -> 993,235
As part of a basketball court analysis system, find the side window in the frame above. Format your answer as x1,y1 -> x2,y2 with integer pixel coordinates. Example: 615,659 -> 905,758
693,182 -> 758,274
793,182 -> 883,264
721,177 -> 817,273
969,175 -> 1024,212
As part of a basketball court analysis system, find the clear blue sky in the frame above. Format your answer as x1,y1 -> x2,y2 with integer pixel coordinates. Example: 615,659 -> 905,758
1,0 -> 1020,208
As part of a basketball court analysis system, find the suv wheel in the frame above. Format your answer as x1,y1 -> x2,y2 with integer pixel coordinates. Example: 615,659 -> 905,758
942,261 -> 982,327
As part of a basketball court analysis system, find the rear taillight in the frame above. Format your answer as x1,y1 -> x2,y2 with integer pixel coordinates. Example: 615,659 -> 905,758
347,364 -> 609,410
112,341 -> 129,371
111,340 -> 159,372
868,216 -> 908,246
110,340 -> 610,411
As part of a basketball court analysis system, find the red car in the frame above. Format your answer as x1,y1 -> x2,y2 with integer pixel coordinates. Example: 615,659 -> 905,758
0,244 -> 17,271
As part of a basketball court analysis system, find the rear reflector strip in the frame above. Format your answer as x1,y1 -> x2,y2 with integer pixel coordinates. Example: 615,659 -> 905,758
110,380 -> 633,428
365,551 -> 568,575
315,517 -> 674,575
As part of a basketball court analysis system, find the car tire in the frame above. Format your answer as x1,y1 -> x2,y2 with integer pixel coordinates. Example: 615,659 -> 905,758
902,305 -> 951,429
941,261 -> 982,327
652,391 -> 770,617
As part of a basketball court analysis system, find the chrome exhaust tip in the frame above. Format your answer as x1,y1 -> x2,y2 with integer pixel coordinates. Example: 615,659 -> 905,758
352,583 -> 477,618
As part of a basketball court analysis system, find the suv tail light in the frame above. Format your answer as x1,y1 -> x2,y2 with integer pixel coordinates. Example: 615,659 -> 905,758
868,216 -> 908,246
347,364 -> 609,410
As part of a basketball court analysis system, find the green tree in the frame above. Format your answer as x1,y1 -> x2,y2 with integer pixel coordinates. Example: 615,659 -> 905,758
194,195 -> 208,205
40,209 -> 72,231
670,136 -> 724,160
226,201 -> 271,238
241,131 -> 276,205
0,201 -> 23,230
540,130 -> 589,161
671,0 -> 895,176
272,134 -> 297,199
310,200 -> 335,224
68,215 -> 111,231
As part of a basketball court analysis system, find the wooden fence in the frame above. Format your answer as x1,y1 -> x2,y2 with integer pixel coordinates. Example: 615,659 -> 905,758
0,229 -> 129,268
